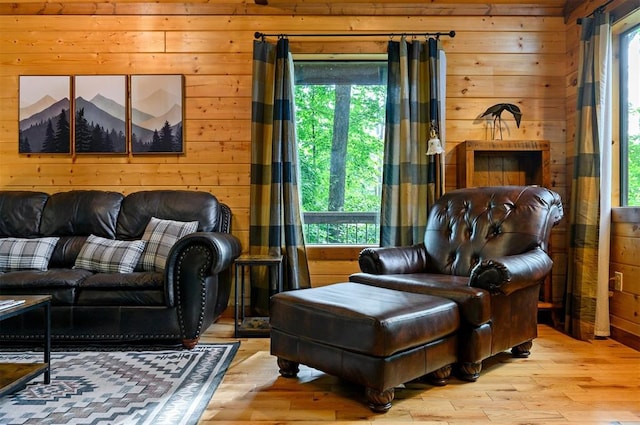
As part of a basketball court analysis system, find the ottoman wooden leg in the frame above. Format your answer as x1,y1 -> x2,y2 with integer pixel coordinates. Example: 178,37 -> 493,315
457,361 -> 482,382
511,340 -> 532,358
365,387 -> 394,413
277,357 -> 300,378
424,364 -> 452,386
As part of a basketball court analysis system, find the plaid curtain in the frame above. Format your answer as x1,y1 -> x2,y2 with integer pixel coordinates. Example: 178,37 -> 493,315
565,12 -> 612,340
250,38 -> 311,314
380,38 -> 446,246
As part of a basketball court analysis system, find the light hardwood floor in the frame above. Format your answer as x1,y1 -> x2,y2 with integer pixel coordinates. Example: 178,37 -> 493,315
199,319 -> 640,424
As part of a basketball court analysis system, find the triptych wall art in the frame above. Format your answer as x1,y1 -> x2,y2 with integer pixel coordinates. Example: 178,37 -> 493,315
18,75 -> 184,155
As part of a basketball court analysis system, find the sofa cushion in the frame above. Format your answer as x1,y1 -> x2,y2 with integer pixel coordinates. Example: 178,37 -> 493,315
0,191 -> 49,237
116,190 -> 220,239
48,236 -> 88,269
77,271 -> 165,306
40,190 -> 124,238
0,268 -> 93,305
74,235 -> 146,274
0,237 -> 59,272
140,217 -> 198,272
349,272 -> 491,326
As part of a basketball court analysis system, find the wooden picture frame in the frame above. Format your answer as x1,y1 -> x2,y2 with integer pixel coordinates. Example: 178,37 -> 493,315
74,75 -> 127,154
130,75 -> 184,154
19,76 -> 72,154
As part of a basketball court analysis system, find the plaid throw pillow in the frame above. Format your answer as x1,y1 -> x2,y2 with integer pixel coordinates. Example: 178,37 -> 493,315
74,234 -> 146,274
0,237 -> 59,272
141,217 -> 198,272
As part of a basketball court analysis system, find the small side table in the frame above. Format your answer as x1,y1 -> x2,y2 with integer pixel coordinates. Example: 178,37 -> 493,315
234,254 -> 284,338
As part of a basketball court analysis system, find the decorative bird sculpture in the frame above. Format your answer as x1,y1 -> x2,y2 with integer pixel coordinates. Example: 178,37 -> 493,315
481,103 -> 522,140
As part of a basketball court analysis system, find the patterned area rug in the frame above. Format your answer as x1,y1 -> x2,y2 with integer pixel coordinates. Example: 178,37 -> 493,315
0,343 -> 239,425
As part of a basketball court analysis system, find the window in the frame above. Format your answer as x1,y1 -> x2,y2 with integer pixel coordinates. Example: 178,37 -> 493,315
294,60 -> 386,245
620,23 -> 640,206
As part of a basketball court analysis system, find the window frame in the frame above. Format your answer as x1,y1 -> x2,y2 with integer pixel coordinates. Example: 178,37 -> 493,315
612,10 -> 640,208
292,55 -> 388,247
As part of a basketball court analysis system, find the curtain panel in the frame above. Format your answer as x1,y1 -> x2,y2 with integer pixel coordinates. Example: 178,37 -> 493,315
380,37 -> 446,247
250,39 -> 311,314
565,12 -> 612,340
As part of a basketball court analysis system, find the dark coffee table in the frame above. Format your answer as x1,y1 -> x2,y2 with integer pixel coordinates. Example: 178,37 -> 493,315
0,295 -> 51,396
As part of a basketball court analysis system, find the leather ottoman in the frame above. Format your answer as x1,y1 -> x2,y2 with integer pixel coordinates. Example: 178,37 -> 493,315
269,282 -> 460,412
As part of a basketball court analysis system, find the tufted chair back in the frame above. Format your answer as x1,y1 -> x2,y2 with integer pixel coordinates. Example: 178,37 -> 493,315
423,186 -> 563,276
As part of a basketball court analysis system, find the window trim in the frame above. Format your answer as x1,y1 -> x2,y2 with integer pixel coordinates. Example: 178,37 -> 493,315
293,56 -> 388,246
612,9 -> 640,208
618,23 -> 639,206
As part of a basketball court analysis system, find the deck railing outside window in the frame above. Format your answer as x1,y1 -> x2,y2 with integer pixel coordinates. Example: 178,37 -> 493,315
303,211 -> 379,245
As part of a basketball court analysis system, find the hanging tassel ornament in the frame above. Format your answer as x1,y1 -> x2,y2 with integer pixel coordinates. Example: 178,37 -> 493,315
426,121 -> 444,155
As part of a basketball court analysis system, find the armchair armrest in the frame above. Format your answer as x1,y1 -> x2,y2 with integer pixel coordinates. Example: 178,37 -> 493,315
359,244 -> 428,275
469,246 -> 553,296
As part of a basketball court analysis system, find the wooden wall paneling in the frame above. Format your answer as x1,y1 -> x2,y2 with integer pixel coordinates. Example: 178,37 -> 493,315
0,163 -> 250,186
186,75 -> 252,97
446,121 -> 566,145
609,261 -> 640,296
609,209 -> 640,348
0,53 -> 252,76
0,15 -> 568,33
448,75 -> 566,99
308,260 -> 360,282
1,31 -> 166,53
0,9 -> 570,315
447,53 -> 567,77
166,30 -> 256,53
0,2 -> 571,17
610,228 -> 640,267
446,98 -> 566,120
189,97 -> 251,120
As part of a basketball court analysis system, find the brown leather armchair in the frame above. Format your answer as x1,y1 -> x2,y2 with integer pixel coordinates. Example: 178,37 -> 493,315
350,185 -> 563,381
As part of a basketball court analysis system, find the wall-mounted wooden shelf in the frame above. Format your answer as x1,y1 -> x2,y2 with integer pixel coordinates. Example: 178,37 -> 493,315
457,140 -> 551,189
456,140 -> 558,324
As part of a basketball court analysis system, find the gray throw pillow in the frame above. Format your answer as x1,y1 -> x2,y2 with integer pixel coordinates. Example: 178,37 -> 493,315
74,234 -> 146,274
141,217 -> 198,272
0,237 -> 60,272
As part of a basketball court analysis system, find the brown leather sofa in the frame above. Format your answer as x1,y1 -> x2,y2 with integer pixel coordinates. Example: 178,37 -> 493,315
0,189 -> 241,348
350,185 -> 564,380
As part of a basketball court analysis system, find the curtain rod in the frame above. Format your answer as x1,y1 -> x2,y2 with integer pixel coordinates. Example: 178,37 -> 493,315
577,0 -> 614,24
254,31 -> 455,41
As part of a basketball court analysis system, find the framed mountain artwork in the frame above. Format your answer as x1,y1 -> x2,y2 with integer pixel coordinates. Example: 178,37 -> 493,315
74,75 -> 127,154
19,76 -> 72,154
130,75 -> 184,154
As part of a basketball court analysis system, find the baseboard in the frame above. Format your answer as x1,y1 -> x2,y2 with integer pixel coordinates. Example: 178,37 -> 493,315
610,326 -> 640,351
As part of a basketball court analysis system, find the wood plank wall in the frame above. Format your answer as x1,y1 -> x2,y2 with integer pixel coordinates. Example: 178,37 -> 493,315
610,209 -> 640,350
0,2 -> 569,311
565,0 -> 640,348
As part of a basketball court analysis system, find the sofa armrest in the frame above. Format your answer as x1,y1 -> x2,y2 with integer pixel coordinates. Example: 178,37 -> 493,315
359,244 -> 428,275
163,232 -> 241,339
165,232 -> 242,304
469,246 -> 552,296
